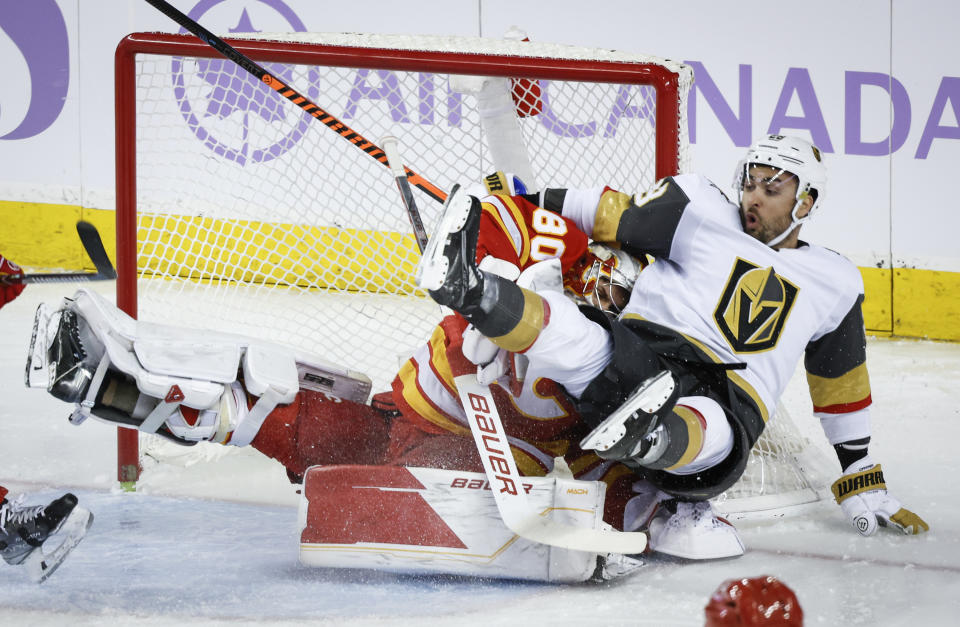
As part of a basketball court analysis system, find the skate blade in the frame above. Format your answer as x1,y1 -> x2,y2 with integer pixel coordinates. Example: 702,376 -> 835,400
579,371 -> 675,452
414,184 -> 471,290
25,303 -> 57,389
25,506 -> 93,583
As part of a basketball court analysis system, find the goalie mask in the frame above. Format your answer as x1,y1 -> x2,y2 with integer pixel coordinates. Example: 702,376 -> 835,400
563,243 -> 646,315
733,134 -> 827,248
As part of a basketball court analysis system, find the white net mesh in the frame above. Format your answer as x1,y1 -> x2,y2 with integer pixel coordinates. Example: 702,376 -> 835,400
120,32 -> 828,515
713,402 -> 836,518
126,33 -> 690,391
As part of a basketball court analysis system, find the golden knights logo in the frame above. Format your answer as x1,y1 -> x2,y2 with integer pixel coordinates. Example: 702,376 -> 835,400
713,258 -> 799,353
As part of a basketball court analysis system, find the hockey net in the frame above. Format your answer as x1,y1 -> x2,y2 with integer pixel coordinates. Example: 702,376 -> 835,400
114,31 -> 833,516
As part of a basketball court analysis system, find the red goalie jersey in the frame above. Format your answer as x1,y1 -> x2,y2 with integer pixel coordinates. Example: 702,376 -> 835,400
174,173 -> 647,483
253,177 -> 647,528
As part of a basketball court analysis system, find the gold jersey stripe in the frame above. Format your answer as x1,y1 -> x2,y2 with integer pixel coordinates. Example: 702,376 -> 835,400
490,288 -> 547,353
396,359 -> 469,437
597,461 -> 635,488
664,405 -> 705,471
513,447 -> 550,477
592,190 -> 634,242
567,453 -> 602,476
806,362 -> 871,409
426,324 -> 458,393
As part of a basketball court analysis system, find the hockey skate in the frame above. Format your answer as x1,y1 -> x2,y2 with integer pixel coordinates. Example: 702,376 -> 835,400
1,493 -> 93,582
415,184 -> 486,312
647,500 -> 744,560
579,371 -> 679,465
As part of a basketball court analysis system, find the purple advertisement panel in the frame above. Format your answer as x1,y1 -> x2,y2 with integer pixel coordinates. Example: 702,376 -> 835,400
0,0 -> 70,140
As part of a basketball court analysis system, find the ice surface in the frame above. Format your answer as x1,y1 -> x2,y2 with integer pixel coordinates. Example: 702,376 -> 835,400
2,283 -> 959,625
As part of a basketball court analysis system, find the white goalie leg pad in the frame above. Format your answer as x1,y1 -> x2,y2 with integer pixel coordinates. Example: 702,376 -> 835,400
298,465 -> 641,583
292,353 -> 372,404
35,289 -> 369,444
65,287 -> 232,410
648,501 -> 744,560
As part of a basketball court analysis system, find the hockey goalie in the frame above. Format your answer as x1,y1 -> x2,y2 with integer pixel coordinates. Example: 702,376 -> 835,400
24,173 -> 750,582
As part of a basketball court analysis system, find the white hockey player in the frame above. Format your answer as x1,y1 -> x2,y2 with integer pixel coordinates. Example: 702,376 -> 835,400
418,134 -> 929,558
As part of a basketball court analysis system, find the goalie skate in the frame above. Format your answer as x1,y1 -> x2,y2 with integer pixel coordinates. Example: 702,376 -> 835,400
25,303 -> 102,404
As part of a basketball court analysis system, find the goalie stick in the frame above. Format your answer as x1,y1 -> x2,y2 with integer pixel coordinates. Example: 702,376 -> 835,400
2,221 -> 116,285
455,374 -> 647,554
383,137 -> 646,554
142,0 -> 447,204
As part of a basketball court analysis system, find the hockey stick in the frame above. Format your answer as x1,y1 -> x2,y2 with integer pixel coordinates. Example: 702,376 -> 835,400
455,374 -> 647,554
382,136 -> 429,253
142,0 -> 447,204
3,222 -> 116,285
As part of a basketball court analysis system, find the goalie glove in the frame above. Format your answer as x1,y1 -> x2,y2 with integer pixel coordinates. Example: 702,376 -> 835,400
831,459 -> 929,536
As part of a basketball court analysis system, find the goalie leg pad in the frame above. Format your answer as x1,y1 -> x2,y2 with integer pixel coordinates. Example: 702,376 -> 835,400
31,289 -> 372,447
299,465 -> 638,583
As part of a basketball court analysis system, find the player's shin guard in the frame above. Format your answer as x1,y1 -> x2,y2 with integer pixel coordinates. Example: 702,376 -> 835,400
467,275 -> 551,354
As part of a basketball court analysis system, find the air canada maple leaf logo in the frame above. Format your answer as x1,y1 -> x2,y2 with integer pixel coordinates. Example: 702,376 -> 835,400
171,1 -> 316,165
713,258 -> 799,353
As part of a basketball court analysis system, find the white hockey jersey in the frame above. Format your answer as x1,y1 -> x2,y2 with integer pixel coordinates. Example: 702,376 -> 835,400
553,174 -> 872,443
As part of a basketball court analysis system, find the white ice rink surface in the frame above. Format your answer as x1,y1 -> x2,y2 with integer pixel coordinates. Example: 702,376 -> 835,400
2,283 -> 959,626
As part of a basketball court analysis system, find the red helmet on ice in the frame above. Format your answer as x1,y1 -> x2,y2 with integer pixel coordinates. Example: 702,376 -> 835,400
704,575 -> 803,626
563,243 -> 646,315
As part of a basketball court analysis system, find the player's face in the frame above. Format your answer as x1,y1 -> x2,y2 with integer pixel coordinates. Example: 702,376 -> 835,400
589,276 -> 630,313
739,165 -> 799,247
